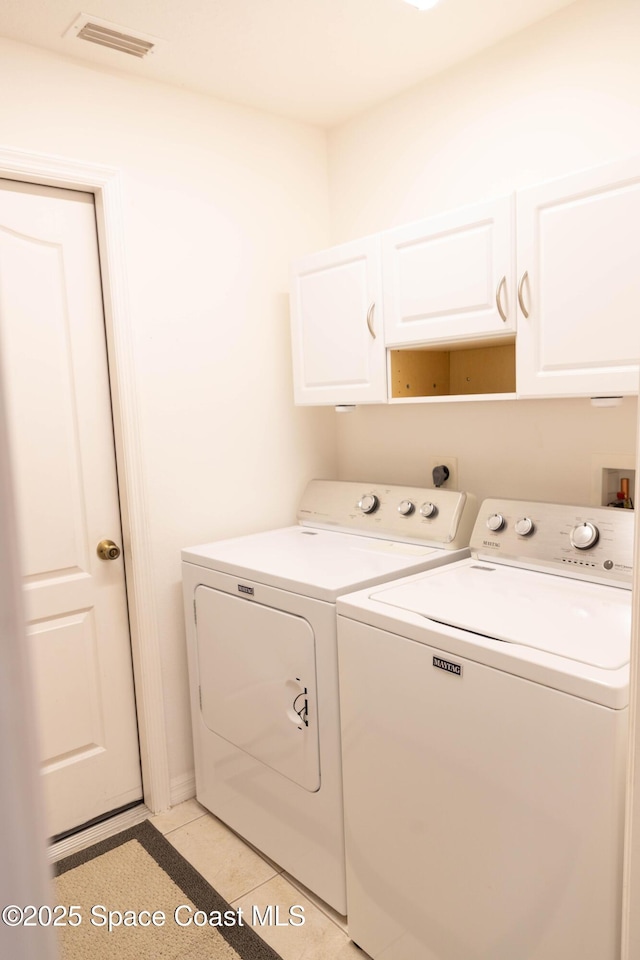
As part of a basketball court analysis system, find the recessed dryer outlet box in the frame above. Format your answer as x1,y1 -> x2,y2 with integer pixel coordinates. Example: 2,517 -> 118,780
601,467 -> 636,508
428,456 -> 458,490
591,455 -> 636,508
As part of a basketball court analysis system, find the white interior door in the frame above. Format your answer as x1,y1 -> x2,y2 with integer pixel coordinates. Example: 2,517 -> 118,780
0,179 -> 142,838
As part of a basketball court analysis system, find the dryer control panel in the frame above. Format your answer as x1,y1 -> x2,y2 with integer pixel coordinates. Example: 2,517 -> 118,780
472,499 -> 634,587
297,480 -> 477,550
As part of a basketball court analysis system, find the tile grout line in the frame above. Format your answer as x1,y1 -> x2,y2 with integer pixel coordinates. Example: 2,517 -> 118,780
229,873 -> 282,907
229,870 -> 351,940
158,811 -> 208,836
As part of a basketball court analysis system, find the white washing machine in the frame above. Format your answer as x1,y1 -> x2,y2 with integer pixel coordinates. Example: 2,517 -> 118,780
337,498 -> 634,959
182,479 -> 477,914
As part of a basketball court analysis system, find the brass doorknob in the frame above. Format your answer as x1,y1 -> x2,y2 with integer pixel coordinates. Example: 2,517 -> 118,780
97,539 -> 121,561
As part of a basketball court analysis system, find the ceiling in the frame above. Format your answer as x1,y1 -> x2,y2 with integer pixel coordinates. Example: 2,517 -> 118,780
0,0 -> 579,127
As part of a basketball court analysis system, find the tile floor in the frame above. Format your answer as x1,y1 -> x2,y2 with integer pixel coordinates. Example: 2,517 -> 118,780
150,799 -> 368,960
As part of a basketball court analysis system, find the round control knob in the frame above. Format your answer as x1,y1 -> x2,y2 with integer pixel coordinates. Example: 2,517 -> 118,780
570,521 -> 599,550
420,502 -> 438,519
398,499 -> 415,517
486,513 -> 505,533
514,517 -> 535,537
358,494 -> 379,515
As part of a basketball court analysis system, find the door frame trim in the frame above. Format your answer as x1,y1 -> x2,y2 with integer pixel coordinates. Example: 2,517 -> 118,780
0,145 -> 171,814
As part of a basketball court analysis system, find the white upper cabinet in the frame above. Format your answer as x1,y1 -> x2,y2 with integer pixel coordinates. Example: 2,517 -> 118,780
382,195 -> 515,347
516,157 -> 640,398
289,155 -> 640,406
290,236 -> 386,405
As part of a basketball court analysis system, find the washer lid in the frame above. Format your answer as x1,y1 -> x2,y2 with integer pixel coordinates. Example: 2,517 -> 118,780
370,560 -> 632,670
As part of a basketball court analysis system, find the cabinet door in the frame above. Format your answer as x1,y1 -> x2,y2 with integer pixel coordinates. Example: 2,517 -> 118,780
516,157 -> 640,398
289,236 -> 386,405
382,195 -> 515,347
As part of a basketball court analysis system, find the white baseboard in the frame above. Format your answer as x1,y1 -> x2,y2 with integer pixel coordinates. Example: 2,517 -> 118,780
170,771 -> 196,807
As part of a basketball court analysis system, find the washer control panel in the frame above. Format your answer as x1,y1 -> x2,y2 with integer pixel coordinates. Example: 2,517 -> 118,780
473,498 -> 634,587
298,480 -> 478,549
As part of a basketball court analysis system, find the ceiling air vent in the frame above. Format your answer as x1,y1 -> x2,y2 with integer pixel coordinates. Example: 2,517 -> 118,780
64,14 -> 165,59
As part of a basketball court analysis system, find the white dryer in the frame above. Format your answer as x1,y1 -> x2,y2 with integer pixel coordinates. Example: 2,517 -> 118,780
337,499 -> 634,960
182,479 -> 477,914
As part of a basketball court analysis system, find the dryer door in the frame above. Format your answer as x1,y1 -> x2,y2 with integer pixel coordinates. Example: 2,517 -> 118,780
195,586 -> 320,791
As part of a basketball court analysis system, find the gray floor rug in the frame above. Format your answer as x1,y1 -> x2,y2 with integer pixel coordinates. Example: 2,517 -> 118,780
54,819 -> 284,960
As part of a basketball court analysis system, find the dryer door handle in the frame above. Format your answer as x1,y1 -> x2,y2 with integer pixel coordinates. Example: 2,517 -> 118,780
292,688 -> 309,727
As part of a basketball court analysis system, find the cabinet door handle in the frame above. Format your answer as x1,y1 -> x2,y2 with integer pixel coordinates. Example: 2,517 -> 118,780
518,271 -> 530,318
496,276 -> 508,322
366,302 -> 376,339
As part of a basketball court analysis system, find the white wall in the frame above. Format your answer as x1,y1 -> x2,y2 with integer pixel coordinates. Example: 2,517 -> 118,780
0,37 -> 337,792
327,0 -> 640,502
329,397 -> 637,507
